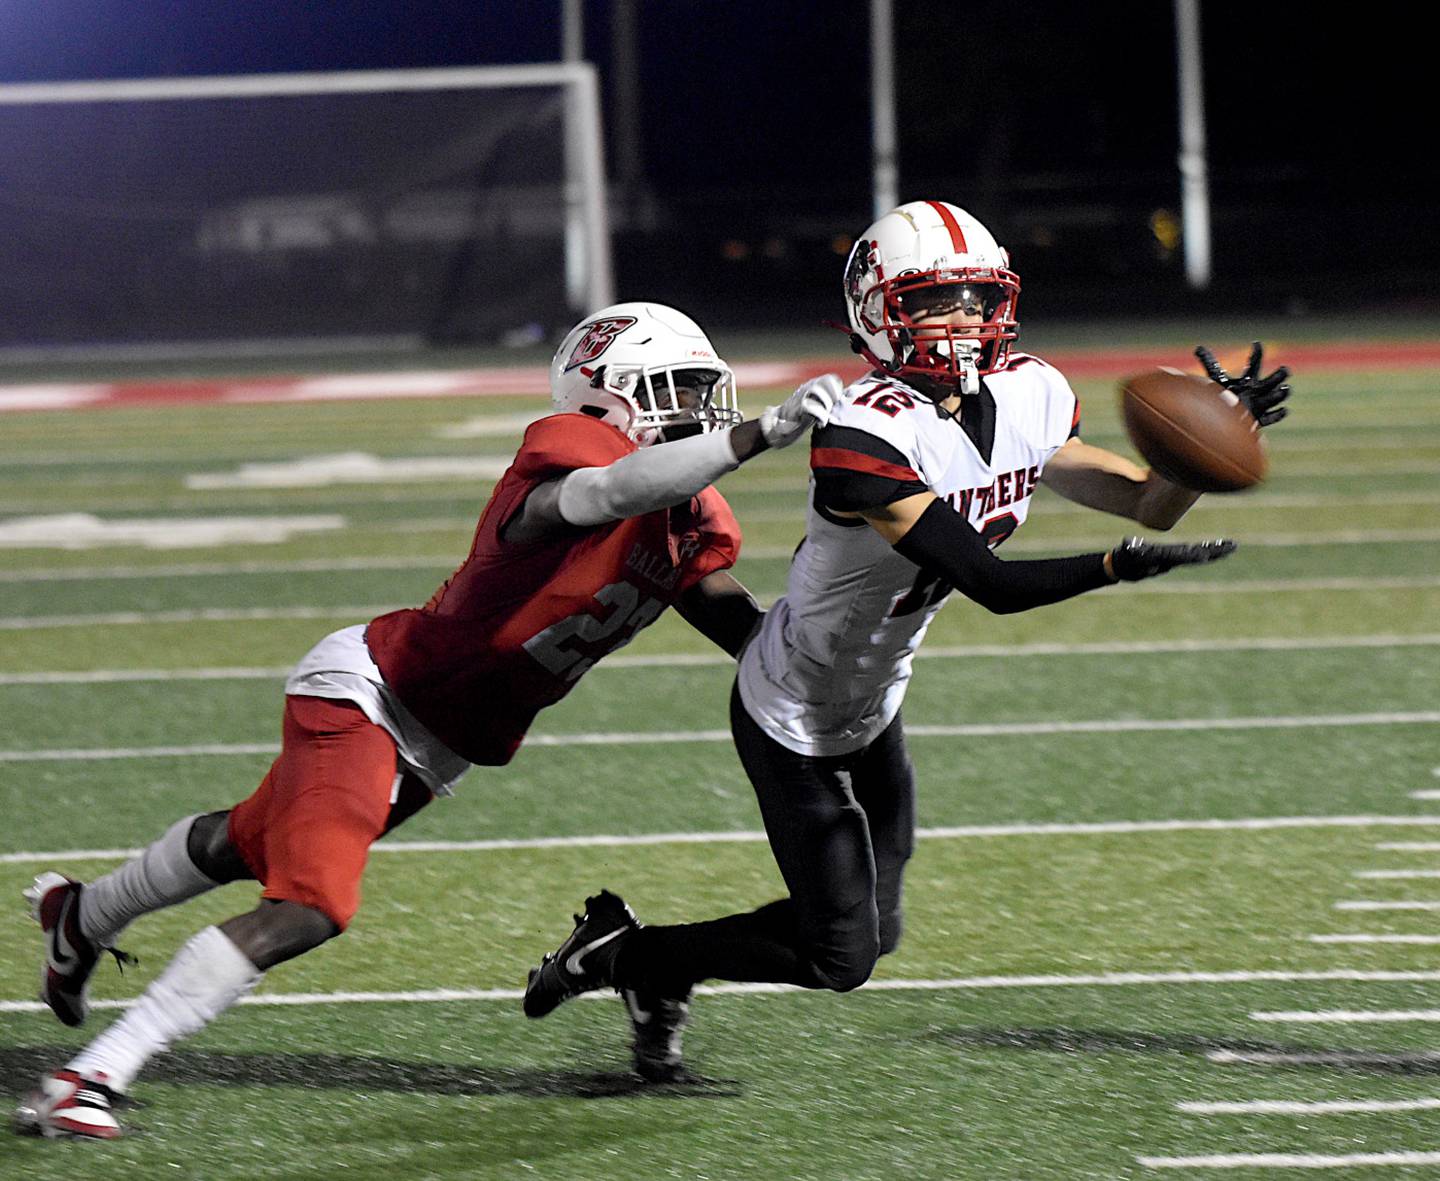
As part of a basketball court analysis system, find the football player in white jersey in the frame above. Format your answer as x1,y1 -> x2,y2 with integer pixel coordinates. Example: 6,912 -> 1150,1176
523,201 -> 1292,1082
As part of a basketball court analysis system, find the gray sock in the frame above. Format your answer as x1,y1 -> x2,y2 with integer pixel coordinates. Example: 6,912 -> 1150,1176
79,815 -> 221,946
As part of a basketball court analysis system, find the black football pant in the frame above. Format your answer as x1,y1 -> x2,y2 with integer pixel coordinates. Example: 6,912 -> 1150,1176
612,681 -> 916,997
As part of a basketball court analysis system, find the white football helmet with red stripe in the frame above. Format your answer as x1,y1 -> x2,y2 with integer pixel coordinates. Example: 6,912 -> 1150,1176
549,302 -> 741,446
843,201 -> 1021,391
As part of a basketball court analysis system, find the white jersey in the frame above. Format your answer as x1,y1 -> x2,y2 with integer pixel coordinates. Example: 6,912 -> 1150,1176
737,355 -> 1080,756
286,625 -> 471,796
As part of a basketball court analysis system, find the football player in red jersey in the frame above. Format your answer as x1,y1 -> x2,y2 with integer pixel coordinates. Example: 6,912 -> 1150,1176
14,302 -> 841,1140
523,203 -> 1290,1082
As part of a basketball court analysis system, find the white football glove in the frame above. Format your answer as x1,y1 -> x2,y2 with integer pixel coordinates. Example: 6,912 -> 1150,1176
758,373 -> 842,449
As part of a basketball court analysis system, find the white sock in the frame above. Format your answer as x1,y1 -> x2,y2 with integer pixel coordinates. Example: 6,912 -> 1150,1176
80,815 -> 220,947
67,926 -> 261,1093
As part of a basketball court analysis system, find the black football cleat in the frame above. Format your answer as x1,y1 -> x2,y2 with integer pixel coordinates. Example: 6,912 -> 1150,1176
523,890 -> 638,1018
623,988 -> 693,1083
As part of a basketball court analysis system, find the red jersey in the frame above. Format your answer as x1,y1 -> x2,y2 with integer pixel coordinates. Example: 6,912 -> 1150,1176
366,414 -> 741,766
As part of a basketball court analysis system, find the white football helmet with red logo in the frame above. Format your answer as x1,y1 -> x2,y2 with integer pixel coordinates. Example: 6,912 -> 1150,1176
843,201 -> 1021,393
549,302 -> 742,445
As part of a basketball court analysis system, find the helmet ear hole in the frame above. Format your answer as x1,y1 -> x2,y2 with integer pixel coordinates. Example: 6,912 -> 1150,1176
578,405 -> 609,420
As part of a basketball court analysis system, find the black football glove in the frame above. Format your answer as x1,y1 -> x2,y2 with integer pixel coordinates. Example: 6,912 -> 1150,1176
1194,341 -> 1291,427
1109,537 -> 1238,582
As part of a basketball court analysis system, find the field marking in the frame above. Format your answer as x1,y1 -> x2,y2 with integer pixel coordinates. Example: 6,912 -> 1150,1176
1354,870 -> 1440,879
1307,934 -> 1440,944
6,968 -> 1440,1017
4,814 -> 1440,865
0,605 -> 392,630
2,577 -> 1439,630
184,453 -> 512,489
1374,841 -> 1440,850
1005,528 -> 1440,551
0,667 -> 292,685
4,633 -> 1437,685
1138,1151 -> 1440,1170
1408,790 -> 1440,801
0,513 -> 347,550
1176,1098 -> 1440,1115
0,555 -> 457,583
1334,900 -> 1440,911
1209,1049 -> 1440,1068
2,711 -> 1439,762
1252,1009 -> 1440,1023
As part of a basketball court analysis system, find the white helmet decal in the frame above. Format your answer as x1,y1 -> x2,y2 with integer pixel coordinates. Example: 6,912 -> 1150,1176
550,303 -> 742,445
562,316 -> 637,371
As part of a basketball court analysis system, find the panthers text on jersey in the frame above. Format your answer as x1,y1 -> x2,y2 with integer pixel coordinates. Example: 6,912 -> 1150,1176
737,355 -> 1080,757
368,413 -> 741,766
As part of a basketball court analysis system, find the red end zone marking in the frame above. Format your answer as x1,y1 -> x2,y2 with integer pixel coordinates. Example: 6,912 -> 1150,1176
3,342 -> 1440,413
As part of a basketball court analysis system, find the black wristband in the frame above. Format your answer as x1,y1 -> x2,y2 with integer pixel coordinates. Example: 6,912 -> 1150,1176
893,499 -> 1112,614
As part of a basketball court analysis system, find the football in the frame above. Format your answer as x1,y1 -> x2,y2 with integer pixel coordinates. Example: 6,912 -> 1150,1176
1118,367 -> 1267,492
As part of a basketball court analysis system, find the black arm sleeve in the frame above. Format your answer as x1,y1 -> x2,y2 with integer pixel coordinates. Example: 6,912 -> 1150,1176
894,498 -> 1115,615
675,576 -> 763,657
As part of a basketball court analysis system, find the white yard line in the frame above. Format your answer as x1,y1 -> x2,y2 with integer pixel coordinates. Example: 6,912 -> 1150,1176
0,576 -> 1438,631
5,968 -> 1440,1016
1408,790 -> 1440,800
2,711 -> 1439,762
0,667 -> 291,685
3,814 -> 1439,865
4,633 -> 1437,685
1209,1049 -> 1440,1067
0,556 -> 455,583
1334,900 -> 1440,910
1138,1151 -> 1440,1170
0,605 -> 392,630
1373,841 -> 1440,850
3,576 -> 1436,633
1178,1097 -> 1440,1115
0,532 -> 1434,587
1354,869 -> 1440,879
1251,1009 -> 1440,1023
1307,934 -> 1440,944
1002,529 -> 1440,551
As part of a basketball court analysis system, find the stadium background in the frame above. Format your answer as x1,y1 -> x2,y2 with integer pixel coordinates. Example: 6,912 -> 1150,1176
1,0 -> 1434,356
2,4 -> 1439,1179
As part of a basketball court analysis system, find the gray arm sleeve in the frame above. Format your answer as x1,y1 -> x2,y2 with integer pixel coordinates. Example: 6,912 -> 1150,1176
554,428 -> 742,527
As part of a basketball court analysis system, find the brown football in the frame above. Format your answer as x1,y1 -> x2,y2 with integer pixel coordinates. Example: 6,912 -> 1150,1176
1118,367 -> 1268,492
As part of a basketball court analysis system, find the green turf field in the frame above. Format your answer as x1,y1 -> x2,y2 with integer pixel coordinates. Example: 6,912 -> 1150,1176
2,335 -> 1439,1178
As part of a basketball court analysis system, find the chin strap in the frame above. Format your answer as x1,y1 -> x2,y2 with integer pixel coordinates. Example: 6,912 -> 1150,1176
952,342 -> 982,397
826,319 -> 983,401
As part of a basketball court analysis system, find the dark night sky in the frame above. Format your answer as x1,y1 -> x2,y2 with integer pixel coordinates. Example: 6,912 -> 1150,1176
1,0 -> 1424,189
1,1 -> 1432,326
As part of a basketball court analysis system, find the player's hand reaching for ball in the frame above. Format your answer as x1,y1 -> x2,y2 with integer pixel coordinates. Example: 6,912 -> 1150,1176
759,373 -> 842,449
1194,341 -> 1291,427
1106,537 -> 1238,582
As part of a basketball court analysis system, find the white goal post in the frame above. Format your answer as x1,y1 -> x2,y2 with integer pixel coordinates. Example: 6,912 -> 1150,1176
0,64 -> 614,355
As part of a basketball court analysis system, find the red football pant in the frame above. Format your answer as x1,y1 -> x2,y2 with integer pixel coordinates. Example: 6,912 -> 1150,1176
228,695 -> 432,930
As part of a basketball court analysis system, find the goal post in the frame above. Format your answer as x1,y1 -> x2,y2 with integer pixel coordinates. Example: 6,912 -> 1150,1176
0,64 -> 613,357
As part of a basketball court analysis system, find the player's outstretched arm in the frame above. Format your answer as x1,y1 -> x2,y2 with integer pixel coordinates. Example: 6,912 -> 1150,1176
862,492 -> 1236,614
506,375 -> 841,542
674,570 -> 763,657
1040,438 -> 1201,530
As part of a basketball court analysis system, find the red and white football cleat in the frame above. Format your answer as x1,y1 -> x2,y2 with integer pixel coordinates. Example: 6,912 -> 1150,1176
23,872 -> 131,1028
14,1070 -> 123,1140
